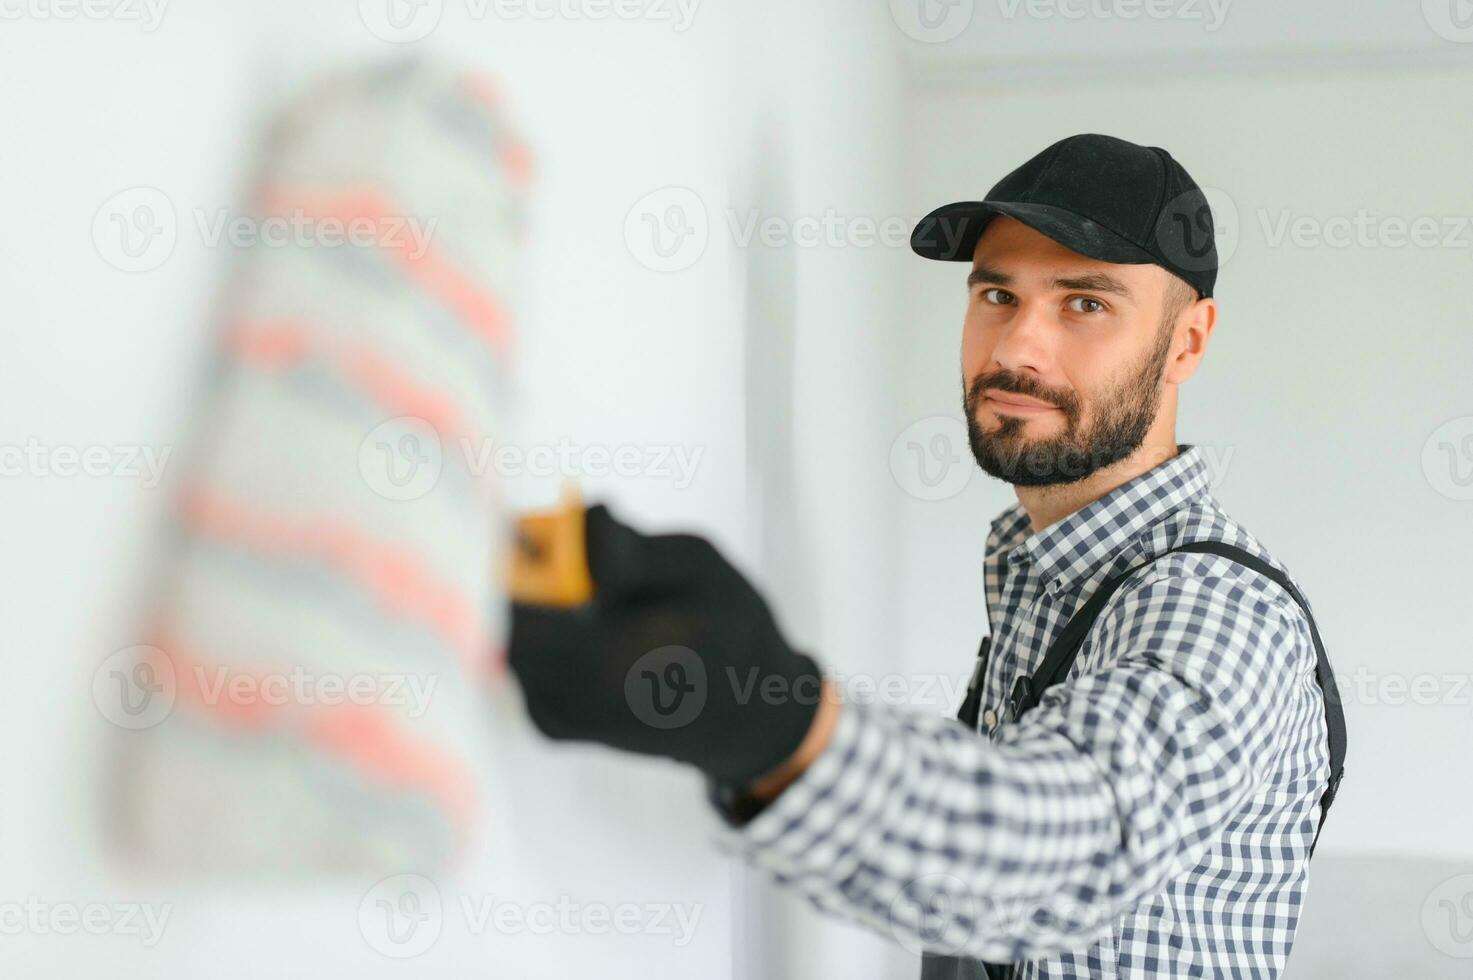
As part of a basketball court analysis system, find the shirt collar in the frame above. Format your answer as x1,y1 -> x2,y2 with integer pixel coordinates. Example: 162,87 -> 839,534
986,444 -> 1212,595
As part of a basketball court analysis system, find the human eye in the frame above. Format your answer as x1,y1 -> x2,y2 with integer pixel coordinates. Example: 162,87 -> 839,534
980,287 -> 1014,305
1065,295 -> 1108,314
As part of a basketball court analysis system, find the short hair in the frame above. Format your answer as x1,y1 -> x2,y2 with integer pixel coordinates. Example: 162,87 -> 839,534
1160,274 -> 1196,335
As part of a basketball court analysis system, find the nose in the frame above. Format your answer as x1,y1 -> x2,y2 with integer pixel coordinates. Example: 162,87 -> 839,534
987,298 -> 1057,377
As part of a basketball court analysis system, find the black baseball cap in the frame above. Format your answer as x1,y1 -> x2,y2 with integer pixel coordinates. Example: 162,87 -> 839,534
910,133 -> 1218,299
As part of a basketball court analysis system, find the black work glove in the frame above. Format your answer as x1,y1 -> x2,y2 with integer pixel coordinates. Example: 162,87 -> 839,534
507,503 -> 824,787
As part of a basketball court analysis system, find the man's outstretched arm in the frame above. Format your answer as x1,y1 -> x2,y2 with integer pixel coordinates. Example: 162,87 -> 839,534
713,562 -> 1320,962
508,506 -> 1321,962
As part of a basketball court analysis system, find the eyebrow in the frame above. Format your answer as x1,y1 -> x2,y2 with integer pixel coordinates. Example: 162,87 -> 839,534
966,264 -> 1134,298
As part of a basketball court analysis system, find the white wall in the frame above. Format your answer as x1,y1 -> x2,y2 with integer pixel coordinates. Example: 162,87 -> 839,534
721,7 -> 911,976
0,3 -> 908,978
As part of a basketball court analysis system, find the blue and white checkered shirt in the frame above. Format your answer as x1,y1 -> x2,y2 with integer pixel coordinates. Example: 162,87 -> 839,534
714,444 -> 1331,978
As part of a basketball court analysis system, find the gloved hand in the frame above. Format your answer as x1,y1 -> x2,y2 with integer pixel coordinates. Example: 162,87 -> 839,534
507,503 -> 825,787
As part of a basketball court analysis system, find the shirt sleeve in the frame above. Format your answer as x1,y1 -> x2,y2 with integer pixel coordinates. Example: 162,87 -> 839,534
708,561 -> 1323,963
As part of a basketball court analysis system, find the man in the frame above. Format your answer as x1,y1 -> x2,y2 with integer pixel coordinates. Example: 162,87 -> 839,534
508,134 -> 1346,978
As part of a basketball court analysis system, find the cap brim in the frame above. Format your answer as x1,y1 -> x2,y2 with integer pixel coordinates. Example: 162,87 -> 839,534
910,200 -> 1158,266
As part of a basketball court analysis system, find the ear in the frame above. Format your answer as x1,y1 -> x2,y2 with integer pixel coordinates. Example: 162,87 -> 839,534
1163,296 -> 1217,385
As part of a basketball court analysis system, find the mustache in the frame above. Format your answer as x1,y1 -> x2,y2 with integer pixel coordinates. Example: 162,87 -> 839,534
966,370 -> 1081,418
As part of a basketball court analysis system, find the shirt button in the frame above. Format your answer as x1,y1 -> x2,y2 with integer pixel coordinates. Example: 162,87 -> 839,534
982,708 -> 998,728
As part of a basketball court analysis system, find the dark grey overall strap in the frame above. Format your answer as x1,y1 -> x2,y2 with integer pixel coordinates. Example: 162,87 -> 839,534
926,541 -> 1347,980
919,951 -> 1004,980
956,633 -> 990,730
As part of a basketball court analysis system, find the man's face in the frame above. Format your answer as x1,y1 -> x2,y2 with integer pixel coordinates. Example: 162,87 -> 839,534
961,215 -> 1189,487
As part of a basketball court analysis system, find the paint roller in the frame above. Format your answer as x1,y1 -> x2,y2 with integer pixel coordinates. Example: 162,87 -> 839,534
112,58 -> 535,876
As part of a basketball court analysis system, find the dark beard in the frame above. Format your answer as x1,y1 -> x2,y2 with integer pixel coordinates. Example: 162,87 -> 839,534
963,323 -> 1174,487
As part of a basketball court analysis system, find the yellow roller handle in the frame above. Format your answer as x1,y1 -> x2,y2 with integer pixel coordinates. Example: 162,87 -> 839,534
504,483 -> 594,607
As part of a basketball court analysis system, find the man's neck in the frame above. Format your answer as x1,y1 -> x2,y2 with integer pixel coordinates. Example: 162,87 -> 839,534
1014,438 -> 1182,535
